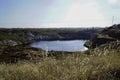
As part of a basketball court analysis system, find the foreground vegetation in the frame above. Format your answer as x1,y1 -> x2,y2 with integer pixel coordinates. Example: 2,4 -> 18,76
0,49 -> 120,80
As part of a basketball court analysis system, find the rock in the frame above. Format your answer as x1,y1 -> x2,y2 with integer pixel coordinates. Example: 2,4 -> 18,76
0,40 -> 21,46
98,41 -> 120,50
26,31 -> 35,40
84,24 -> 120,49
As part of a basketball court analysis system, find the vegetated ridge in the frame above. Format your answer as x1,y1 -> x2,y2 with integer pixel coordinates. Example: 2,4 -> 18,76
84,24 -> 120,50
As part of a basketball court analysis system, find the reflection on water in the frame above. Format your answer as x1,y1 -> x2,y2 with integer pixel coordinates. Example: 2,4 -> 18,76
30,40 -> 88,52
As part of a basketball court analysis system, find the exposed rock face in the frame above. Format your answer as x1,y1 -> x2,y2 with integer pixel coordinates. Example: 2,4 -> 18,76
26,31 -> 35,40
0,40 -> 22,46
84,24 -> 120,49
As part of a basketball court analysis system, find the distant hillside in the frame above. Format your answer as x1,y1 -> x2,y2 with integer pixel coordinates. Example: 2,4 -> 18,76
0,28 -> 103,45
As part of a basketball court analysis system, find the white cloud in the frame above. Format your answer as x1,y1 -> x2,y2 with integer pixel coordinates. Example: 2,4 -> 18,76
45,2 -> 110,28
108,0 -> 118,5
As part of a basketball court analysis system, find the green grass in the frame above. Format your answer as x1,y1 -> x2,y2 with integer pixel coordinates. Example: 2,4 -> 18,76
0,49 -> 120,80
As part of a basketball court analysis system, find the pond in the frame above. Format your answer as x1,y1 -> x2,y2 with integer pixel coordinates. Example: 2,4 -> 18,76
30,40 -> 88,52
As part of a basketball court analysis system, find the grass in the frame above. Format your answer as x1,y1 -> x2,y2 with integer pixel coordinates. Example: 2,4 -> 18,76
0,49 -> 120,80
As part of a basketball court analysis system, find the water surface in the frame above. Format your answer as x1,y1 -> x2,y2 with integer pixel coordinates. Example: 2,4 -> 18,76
30,40 -> 87,52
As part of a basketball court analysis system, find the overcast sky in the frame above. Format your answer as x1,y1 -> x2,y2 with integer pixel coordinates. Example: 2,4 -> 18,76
0,0 -> 120,28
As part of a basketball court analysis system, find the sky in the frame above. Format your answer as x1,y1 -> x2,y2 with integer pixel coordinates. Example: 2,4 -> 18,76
0,0 -> 120,28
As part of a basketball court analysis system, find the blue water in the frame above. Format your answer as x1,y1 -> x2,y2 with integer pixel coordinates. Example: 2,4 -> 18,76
30,40 -> 87,52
